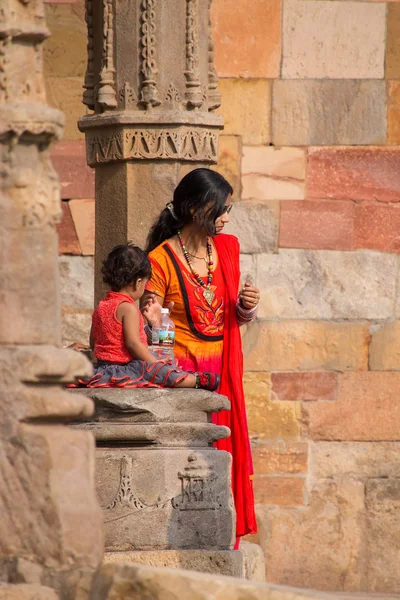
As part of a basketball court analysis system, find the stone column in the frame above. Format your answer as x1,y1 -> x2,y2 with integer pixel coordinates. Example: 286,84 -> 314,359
71,388 -> 246,577
0,1 -> 103,597
78,0 -> 223,303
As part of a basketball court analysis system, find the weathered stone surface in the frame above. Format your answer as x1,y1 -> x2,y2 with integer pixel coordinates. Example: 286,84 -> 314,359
211,136 -> 241,195
59,255 -> 94,309
91,562 -> 350,600
43,3 -> 86,77
96,447 -> 235,551
211,0 -> 281,78
309,441 -> 400,481
256,249 -> 397,320
225,201 -> 279,254
0,424 -> 103,570
69,199 -> 95,255
282,0 -> 385,79
252,441 -> 308,476
57,201 -> 81,255
239,254 -> 257,289
242,147 -> 305,201
369,321 -> 400,370
51,141 -> 95,200
243,321 -> 369,372
307,147 -> 400,202
279,201 -> 354,251
71,388 -> 231,423
45,76 -> 84,140
303,372 -> 400,441
387,81 -> 400,145
386,4 -> 400,79
0,585 -> 58,600
365,479 -> 400,593
239,541 -> 266,582
74,421 -> 230,447
103,549 -> 244,578
273,81 -> 386,146
354,203 -> 400,253
271,373 -> 337,402
217,79 -> 272,145
259,480 -> 365,591
244,373 -> 301,441
254,476 -> 305,506
61,310 -> 92,347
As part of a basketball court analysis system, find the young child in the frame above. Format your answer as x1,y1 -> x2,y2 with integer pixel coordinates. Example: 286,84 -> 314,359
76,243 -> 219,390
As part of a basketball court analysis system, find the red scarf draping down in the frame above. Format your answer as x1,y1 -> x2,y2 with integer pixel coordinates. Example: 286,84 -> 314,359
213,234 -> 257,538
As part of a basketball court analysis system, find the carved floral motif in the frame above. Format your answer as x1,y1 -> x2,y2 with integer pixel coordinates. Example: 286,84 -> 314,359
86,127 -> 218,164
118,82 -> 137,109
165,83 -> 181,106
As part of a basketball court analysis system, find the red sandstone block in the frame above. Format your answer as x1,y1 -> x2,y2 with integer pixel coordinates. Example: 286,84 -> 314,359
303,372 -> 400,441
254,476 -> 305,506
279,200 -> 354,250
307,147 -> 400,202
69,199 -> 95,256
252,441 -> 308,476
57,201 -> 81,255
271,372 -> 338,402
354,203 -> 400,254
51,141 -> 94,200
211,0 -> 281,78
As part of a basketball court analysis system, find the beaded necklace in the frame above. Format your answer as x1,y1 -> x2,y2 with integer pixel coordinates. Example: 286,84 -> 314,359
177,230 -> 215,305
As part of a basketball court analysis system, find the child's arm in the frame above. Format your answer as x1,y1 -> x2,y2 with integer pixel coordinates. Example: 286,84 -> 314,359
117,303 -> 157,363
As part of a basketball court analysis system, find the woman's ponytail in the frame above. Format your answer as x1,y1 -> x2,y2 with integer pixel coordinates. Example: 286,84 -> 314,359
145,204 -> 182,254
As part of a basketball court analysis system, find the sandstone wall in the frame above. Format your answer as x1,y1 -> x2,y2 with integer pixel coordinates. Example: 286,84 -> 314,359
43,0 -> 400,593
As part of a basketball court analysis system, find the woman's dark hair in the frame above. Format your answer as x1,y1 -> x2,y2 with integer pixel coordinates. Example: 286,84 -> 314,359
145,168 -> 233,253
102,243 -> 152,291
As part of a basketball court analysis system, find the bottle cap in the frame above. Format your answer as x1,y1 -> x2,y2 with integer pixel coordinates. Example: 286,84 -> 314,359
161,308 -> 169,314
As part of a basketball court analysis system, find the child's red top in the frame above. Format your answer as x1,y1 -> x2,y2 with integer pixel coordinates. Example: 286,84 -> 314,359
92,291 -> 147,363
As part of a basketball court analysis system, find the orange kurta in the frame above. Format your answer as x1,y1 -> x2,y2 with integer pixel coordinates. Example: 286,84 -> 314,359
146,241 -> 225,378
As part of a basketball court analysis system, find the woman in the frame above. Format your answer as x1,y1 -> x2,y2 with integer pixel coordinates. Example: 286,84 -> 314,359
142,168 -> 260,543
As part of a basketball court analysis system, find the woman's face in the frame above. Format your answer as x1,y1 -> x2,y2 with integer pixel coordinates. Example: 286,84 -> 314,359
214,195 -> 233,235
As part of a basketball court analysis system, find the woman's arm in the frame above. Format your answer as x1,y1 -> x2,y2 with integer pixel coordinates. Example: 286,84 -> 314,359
236,281 -> 259,326
118,303 -> 157,363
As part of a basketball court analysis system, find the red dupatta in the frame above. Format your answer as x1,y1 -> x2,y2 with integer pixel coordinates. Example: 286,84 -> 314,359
213,234 -> 257,537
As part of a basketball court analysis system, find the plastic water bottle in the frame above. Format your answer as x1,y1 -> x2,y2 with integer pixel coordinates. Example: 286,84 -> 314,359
152,308 -> 175,360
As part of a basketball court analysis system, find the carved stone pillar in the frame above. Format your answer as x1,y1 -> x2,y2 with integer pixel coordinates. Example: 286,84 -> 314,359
0,1 -> 103,596
78,0 -> 223,303
71,388 -> 245,577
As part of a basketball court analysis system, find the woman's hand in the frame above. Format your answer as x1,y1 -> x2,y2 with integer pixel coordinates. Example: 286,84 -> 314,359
239,281 -> 260,309
142,293 -> 162,327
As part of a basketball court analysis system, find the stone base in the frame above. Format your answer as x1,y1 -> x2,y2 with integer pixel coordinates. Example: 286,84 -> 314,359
103,544 -> 266,581
103,549 -> 244,578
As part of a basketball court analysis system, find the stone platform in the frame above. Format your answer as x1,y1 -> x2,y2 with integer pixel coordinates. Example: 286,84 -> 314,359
70,388 -> 257,578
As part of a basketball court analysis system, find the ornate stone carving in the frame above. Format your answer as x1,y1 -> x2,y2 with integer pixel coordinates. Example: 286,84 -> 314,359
82,0 -> 95,109
118,81 -> 137,109
172,456 -> 219,511
207,0 -> 221,111
139,0 -> 161,109
165,82 -> 181,107
105,457 -> 170,511
184,0 -> 203,109
97,0 -> 117,109
0,37 -> 10,104
86,127 -> 218,164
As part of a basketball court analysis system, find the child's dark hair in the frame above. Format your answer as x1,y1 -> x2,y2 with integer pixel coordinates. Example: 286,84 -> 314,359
145,168 -> 233,253
102,243 -> 152,291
